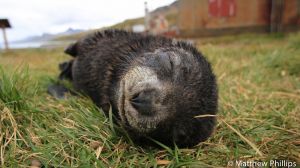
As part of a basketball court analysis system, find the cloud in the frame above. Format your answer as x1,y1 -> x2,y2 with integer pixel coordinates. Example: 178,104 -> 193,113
0,0 -> 175,41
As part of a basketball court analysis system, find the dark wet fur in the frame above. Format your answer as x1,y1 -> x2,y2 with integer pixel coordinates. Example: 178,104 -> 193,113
53,29 -> 218,148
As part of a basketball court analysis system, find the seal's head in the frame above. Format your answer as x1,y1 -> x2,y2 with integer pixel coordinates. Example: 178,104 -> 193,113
116,46 -> 218,147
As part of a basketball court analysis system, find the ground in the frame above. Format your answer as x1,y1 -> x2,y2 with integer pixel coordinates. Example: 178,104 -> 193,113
0,32 -> 299,167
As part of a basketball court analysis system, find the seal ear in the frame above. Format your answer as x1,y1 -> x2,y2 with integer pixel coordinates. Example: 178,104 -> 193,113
64,42 -> 78,57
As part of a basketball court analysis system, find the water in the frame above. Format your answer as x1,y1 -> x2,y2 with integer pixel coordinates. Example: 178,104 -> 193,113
0,40 -> 74,49
8,41 -> 44,49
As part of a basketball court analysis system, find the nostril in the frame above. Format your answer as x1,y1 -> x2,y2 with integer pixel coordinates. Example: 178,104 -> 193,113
130,91 -> 154,116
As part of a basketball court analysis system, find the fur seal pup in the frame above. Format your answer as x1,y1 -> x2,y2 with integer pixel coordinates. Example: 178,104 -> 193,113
49,29 -> 218,148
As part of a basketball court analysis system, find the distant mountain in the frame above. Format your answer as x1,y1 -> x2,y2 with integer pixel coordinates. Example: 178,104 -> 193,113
57,28 -> 84,36
15,33 -> 53,43
13,28 -> 85,43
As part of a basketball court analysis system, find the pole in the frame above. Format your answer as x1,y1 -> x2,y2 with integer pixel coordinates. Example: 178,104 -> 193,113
145,1 -> 150,32
1,27 -> 9,50
270,0 -> 284,33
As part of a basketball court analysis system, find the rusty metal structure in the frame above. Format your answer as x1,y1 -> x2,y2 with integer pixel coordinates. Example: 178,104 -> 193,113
177,0 -> 300,37
0,19 -> 11,50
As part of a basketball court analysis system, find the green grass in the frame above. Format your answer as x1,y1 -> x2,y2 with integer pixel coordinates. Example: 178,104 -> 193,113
1,32 -> 300,167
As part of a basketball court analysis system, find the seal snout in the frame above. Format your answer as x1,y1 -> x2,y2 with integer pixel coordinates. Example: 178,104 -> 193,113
130,89 -> 158,116
118,66 -> 169,133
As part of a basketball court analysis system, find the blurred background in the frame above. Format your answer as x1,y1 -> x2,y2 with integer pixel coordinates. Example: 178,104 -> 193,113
1,1 -> 300,167
1,0 -> 300,49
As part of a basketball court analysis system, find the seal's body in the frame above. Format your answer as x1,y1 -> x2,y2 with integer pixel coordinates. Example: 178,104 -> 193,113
56,30 -> 218,147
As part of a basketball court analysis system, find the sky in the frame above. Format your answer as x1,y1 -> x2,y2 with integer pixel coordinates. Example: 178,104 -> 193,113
0,0 -> 175,42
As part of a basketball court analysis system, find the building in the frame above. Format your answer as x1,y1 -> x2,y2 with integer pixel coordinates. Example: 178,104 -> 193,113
177,0 -> 300,37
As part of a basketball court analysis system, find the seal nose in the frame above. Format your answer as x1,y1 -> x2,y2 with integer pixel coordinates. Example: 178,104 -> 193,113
130,90 -> 155,116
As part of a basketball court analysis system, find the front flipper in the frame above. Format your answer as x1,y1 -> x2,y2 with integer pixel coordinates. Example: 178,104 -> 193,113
59,60 -> 74,81
47,84 -> 70,99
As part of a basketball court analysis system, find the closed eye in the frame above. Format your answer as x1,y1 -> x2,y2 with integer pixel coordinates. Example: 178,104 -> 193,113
131,92 -> 141,102
169,55 -> 174,71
